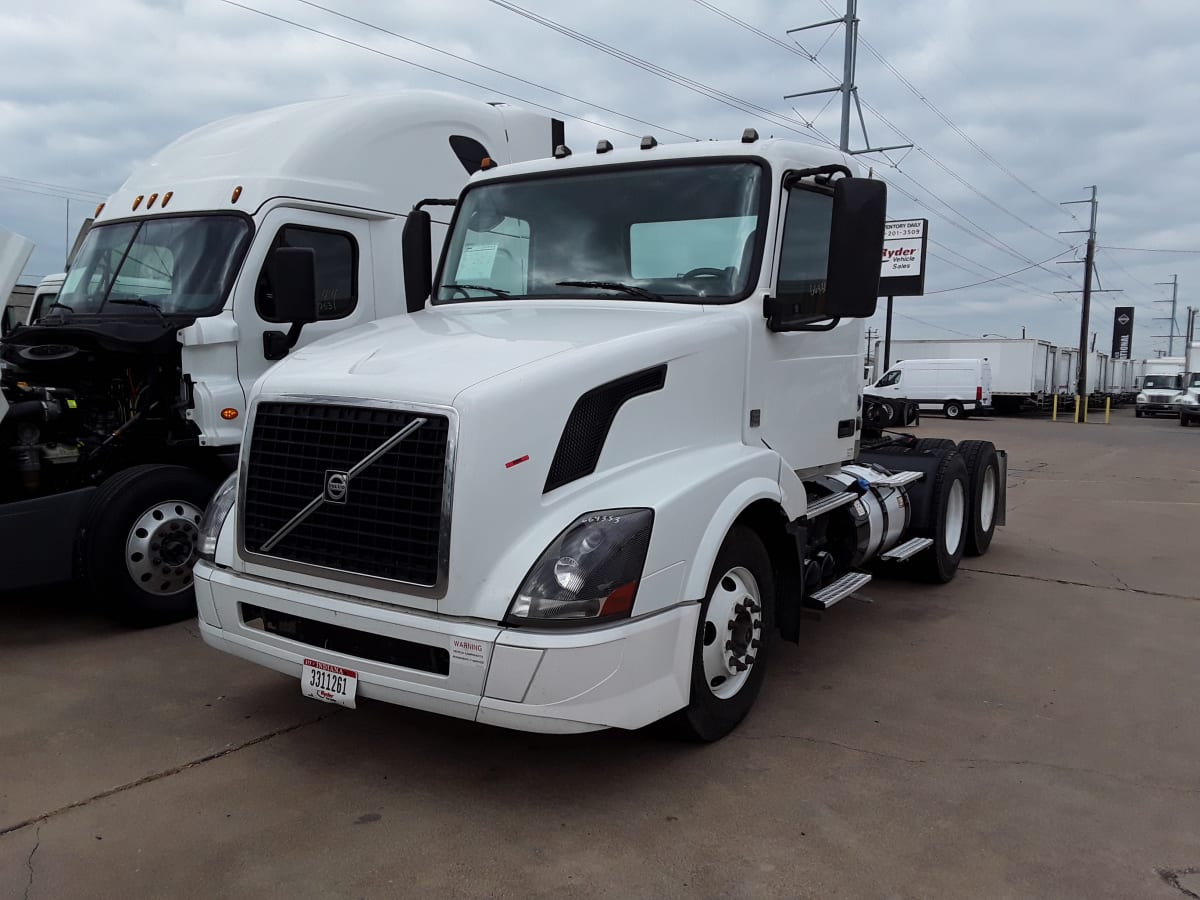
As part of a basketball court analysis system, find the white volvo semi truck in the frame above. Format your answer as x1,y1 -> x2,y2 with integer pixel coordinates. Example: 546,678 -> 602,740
195,132 -> 1006,741
0,91 -> 576,622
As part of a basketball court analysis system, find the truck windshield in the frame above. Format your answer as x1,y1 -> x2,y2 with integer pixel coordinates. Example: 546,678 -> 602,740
436,162 -> 764,304
56,215 -> 251,317
1142,375 -> 1180,389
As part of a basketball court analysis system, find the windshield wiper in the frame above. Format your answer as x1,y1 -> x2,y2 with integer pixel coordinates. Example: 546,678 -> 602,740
556,280 -> 663,300
46,301 -> 74,314
441,283 -> 510,297
108,297 -> 167,323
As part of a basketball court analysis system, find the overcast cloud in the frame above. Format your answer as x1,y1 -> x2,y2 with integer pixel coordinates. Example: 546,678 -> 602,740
2,0 -> 1198,355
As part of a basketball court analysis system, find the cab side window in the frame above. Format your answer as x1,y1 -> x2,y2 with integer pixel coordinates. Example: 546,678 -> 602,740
257,225 -> 357,322
876,369 -> 901,387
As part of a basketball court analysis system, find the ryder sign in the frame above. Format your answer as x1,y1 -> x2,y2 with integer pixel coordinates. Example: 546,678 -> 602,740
879,218 -> 928,297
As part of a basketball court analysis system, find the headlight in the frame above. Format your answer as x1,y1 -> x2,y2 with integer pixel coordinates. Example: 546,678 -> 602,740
1179,394 -> 1199,405
1136,393 -> 1148,403
198,473 -> 238,561
507,508 -> 653,625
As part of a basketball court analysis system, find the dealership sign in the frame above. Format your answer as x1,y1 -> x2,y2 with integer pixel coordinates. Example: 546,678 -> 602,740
879,218 -> 928,297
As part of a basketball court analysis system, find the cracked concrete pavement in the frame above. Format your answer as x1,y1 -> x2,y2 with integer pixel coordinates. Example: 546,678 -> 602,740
2,409 -> 1198,898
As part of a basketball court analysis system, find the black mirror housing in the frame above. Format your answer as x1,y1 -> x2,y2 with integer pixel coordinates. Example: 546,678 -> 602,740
267,247 -> 319,324
402,208 -> 432,313
826,177 -> 887,318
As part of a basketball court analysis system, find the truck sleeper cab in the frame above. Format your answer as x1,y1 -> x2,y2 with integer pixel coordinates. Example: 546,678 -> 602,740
196,134 -> 1006,740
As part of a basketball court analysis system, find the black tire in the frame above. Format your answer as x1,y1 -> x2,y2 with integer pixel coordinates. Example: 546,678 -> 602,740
914,438 -> 957,453
80,464 -> 219,627
944,400 -> 965,420
664,526 -> 775,742
1135,409 -> 1143,418
1180,414 -> 1190,427
956,440 -> 1000,556
910,451 -> 969,583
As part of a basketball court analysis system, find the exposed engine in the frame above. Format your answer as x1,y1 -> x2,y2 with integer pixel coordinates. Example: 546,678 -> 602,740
0,319 -> 193,501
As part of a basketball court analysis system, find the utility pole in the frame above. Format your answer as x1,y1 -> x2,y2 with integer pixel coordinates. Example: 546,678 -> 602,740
1154,274 -> 1180,356
783,1 -> 912,156
1057,187 -> 1119,423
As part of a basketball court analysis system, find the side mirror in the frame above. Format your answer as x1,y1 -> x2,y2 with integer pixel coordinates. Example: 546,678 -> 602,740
402,208 -> 432,313
826,177 -> 887,318
263,247 -> 318,361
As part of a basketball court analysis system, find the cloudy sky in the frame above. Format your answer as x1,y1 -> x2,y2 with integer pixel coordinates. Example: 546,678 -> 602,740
2,0 -> 1198,357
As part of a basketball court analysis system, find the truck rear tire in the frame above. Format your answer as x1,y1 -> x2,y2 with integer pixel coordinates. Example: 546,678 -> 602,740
911,451 -> 969,583
956,440 -> 999,556
664,525 -> 774,742
944,400 -> 965,420
914,438 -> 956,453
80,464 -> 219,627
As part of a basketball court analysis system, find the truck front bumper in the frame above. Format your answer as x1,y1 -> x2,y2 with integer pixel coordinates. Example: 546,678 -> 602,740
194,562 -> 697,734
1137,402 -> 1175,414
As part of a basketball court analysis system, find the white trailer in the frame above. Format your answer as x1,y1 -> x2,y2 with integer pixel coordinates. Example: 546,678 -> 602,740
0,90 -> 591,621
196,132 -> 1007,741
876,338 -> 1054,411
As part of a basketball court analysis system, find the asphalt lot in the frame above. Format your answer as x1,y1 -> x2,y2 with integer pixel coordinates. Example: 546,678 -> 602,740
3,408 -> 1199,899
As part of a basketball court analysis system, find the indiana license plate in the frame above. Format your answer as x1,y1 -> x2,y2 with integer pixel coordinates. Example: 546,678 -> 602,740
301,658 -> 357,708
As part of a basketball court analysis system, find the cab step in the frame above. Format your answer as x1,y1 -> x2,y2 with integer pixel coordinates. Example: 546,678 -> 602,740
809,571 -> 873,609
879,536 -> 934,562
806,491 -> 857,518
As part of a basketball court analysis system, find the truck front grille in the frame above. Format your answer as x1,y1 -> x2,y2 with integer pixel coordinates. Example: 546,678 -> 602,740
242,401 -> 450,586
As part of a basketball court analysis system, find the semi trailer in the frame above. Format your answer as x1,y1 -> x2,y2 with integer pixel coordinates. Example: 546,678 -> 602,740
195,132 -> 1007,741
0,90 -> 583,622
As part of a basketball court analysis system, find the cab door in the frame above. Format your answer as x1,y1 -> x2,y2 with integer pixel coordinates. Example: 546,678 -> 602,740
234,207 -> 376,389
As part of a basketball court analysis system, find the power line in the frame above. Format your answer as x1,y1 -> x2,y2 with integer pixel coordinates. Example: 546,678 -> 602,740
289,0 -> 696,140
892,312 -> 975,338
218,0 -> 646,138
1098,245 -> 1200,254
0,175 -> 107,202
923,246 -> 1079,294
482,0 -> 836,145
818,0 -> 1077,224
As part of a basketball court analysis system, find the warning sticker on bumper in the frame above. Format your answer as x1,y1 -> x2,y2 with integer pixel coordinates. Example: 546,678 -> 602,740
451,639 -> 487,669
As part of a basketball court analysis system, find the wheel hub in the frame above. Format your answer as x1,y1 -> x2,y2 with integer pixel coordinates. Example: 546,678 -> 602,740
701,567 -> 763,700
125,500 -> 204,596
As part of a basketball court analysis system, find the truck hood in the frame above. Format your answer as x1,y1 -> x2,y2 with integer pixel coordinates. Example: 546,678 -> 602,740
257,301 -> 708,405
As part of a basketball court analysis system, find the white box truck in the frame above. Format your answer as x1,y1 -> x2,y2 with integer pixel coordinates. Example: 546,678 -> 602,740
194,132 -> 1007,741
1136,357 -> 1185,417
0,90 -> 590,623
876,338 -> 1053,412
868,357 -> 991,419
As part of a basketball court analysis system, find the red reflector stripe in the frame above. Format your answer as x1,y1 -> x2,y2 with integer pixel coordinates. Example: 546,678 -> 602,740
505,455 -> 530,469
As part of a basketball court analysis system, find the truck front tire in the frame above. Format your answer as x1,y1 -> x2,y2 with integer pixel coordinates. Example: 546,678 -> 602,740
80,464 -> 219,627
665,526 -> 775,742
944,400 -> 965,420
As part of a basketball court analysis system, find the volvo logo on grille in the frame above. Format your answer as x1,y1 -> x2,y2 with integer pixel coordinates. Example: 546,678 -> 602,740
324,470 -> 350,503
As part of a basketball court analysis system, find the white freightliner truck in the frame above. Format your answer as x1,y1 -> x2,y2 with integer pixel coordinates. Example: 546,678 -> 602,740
1136,357 -> 1185,417
0,90 -> 577,622
194,132 -> 1008,740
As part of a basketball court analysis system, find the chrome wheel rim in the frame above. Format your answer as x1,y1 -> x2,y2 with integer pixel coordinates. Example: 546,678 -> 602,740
701,566 -> 762,700
125,500 -> 204,595
944,480 -> 966,555
979,465 -> 997,532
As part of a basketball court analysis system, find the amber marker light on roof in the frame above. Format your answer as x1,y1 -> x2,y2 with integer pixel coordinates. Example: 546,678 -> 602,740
94,202 -> 105,217
231,185 -> 243,203
132,195 -> 144,211
161,191 -> 173,208
147,193 -> 159,208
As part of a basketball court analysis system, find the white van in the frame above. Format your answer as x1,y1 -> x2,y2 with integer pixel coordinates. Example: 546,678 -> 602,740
870,357 -> 992,419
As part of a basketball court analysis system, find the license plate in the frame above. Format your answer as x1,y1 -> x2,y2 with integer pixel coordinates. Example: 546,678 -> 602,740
301,658 -> 357,708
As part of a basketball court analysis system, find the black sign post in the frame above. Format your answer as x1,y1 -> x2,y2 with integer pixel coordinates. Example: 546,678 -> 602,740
878,219 -> 929,373
1111,307 -> 1134,359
